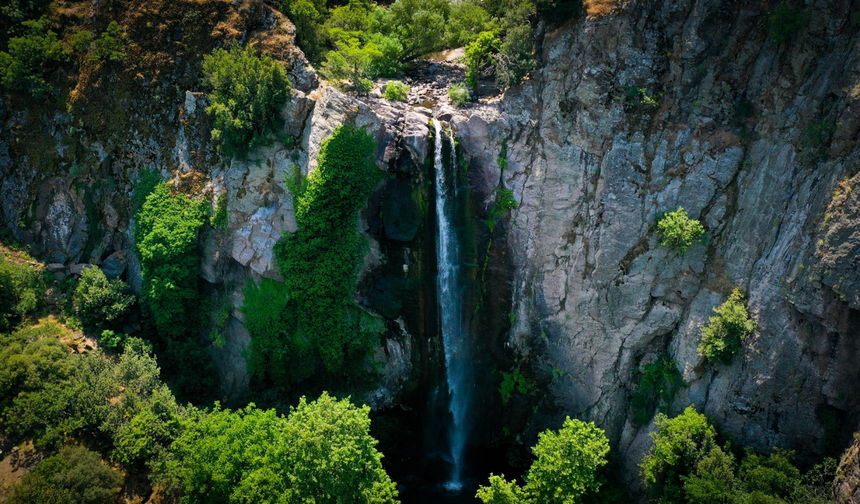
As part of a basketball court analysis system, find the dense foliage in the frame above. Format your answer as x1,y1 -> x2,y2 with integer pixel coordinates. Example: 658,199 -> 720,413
75,265 -> 134,331
698,288 -> 756,364
0,251 -> 44,332
477,417 -> 610,503
382,80 -> 410,101
9,445 -> 123,504
629,356 -> 685,426
657,207 -> 705,255
0,309 -> 399,503
0,17 -> 64,96
448,82 -> 471,107
202,43 -> 291,157
134,183 -> 207,340
641,406 -> 836,503
154,393 -> 398,503
265,125 -> 382,375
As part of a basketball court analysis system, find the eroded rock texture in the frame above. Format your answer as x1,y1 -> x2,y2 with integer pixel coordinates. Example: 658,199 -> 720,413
447,0 -> 860,490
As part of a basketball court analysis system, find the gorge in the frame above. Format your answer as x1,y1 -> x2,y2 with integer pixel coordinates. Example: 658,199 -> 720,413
2,0 -> 860,502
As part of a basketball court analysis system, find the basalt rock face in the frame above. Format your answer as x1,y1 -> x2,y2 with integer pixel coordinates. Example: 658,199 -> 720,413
448,0 -> 860,492
836,430 -> 860,503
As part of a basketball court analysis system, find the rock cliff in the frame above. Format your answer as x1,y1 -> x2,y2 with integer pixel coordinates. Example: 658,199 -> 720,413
3,0 -> 860,494
446,0 -> 860,491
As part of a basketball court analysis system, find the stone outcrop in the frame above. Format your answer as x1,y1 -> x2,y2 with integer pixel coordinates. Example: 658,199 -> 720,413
447,0 -> 860,492
836,430 -> 860,503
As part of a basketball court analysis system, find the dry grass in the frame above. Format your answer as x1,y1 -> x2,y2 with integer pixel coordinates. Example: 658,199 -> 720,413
584,0 -> 620,17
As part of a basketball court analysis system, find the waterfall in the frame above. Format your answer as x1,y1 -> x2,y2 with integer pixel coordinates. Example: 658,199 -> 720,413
433,118 -> 470,491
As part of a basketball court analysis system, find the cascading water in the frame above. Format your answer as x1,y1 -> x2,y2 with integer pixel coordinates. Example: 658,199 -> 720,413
433,118 -> 471,492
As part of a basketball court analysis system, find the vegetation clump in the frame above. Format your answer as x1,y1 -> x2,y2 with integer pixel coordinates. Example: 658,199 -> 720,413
75,266 -> 134,332
449,82 -> 471,107
0,250 -> 44,332
656,207 -> 706,255
698,287 -> 756,364
202,43 -> 291,157
629,356 -> 685,426
243,125 -> 383,392
382,80 -> 410,101
8,445 -> 123,504
0,17 -> 64,97
134,183 -> 207,340
476,417 -> 610,503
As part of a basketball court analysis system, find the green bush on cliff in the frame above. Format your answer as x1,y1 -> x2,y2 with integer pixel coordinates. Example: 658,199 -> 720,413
0,17 -> 65,97
202,43 -> 291,157
765,4 -> 808,43
382,80 -> 409,101
629,356 -> 685,426
656,207 -> 705,255
698,288 -> 756,364
134,183 -> 207,340
269,125 -> 382,375
476,418 -> 610,503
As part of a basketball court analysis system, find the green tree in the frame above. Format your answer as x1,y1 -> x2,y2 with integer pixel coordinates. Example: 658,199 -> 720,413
640,406 -> 719,502
0,17 -> 65,96
524,417 -> 610,503
282,392 -> 398,502
134,183 -> 207,340
202,42 -> 291,157
698,288 -> 756,364
477,474 -> 526,504
495,24 -> 535,87
388,0 -> 450,59
449,82 -> 471,107
477,418 -> 610,503
0,251 -> 44,332
155,393 -> 397,503
682,445 -> 737,504
75,266 -> 135,331
280,0 -> 328,59
8,445 -> 123,504
656,207 -> 706,255
464,31 -> 500,90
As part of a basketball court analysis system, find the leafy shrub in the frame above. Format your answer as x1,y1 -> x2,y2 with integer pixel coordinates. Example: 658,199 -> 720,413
465,31 -> 500,90
279,0 -> 328,59
90,21 -> 128,63
766,4 -> 808,43
640,406 -> 719,501
446,1 -> 494,48
499,364 -> 534,405
202,43 -> 291,157
656,207 -> 705,255
448,82 -> 471,107
75,266 -> 135,331
624,85 -> 660,109
271,125 -> 382,375
0,251 -> 45,332
99,329 -> 124,349
0,17 -> 65,96
698,288 -> 756,364
682,445 -> 737,503
113,385 -> 184,467
8,445 -> 123,504
155,393 -> 398,503
382,80 -> 410,101
629,356 -> 685,426
367,33 -> 404,77
486,187 -> 518,231
0,0 -> 51,43
211,192 -> 228,229
0,322 -> 76,440
476,418 -> 610,503
134,183 -> 207,340
388,0 -> 449,59
495,24 -> 535,87
321,37 -> 383,92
